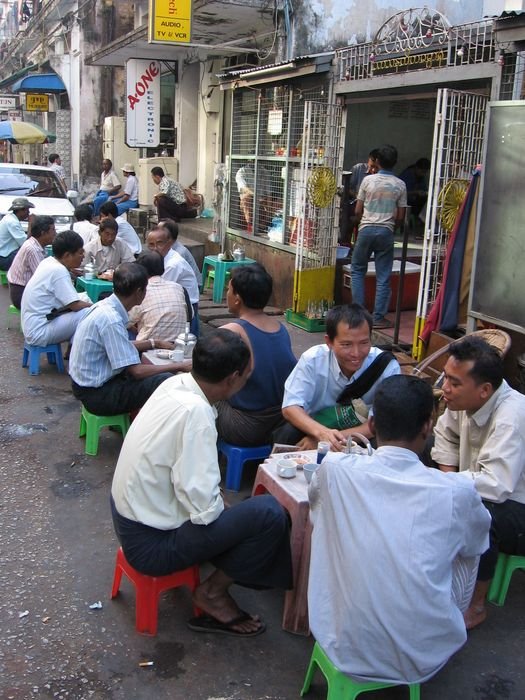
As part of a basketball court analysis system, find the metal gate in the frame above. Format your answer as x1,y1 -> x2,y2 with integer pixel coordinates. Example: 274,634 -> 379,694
413,88 -> 488,356
292,99 -> 343,313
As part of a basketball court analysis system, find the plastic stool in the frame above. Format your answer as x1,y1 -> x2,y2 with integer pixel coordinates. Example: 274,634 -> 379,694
7,304 -> 21,330
22,342 -> 65,375
0,269 -> 7,286
111,546 -> 201,635
205,268 -> 230,290
488,552 -> 525,606
217,439 -> 272,491
79,406 -> 130,456
301,642 -> 421,699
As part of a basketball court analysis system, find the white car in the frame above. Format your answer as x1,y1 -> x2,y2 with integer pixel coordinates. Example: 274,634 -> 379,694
0,163 -> 77,232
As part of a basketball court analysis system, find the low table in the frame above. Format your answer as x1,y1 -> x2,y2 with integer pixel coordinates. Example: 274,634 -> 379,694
252,451 -> 315,636
76,276 -> 114,302
201,255 -> 256,303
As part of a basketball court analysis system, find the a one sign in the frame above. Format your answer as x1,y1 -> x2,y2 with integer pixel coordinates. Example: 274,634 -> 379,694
26,94 -> 49,111
149,0 -> 192,44
126,59 -> 161,147
0,95 -> 17,110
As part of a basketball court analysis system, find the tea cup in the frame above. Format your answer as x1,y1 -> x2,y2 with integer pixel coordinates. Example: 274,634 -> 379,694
277,459 -> 297,479
303,462 -> 319,484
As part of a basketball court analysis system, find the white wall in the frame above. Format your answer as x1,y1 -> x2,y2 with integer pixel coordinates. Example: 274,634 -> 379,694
177,62 -> 199,187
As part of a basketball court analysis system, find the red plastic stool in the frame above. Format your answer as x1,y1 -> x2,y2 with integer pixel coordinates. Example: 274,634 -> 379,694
110,547 -> 201,635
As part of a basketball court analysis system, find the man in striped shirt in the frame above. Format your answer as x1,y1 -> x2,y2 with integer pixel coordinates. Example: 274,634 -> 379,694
8,215 -> 56,309
69,262 -> 189,416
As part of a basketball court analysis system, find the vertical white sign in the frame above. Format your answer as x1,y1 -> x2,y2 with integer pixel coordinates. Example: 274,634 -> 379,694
126,59 -> 161,147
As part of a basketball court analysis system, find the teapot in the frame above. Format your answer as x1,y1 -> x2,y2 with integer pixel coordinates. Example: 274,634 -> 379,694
84,262 -> 97,280
232,244 -> 246,261
345,432 -> 373,456
175,322 -> 197,359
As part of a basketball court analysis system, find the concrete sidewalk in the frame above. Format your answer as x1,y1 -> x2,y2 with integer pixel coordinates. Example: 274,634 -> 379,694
0,285 -> 524,700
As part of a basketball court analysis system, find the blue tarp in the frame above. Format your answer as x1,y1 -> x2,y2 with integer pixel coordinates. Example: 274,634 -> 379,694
11,73 -> 67,94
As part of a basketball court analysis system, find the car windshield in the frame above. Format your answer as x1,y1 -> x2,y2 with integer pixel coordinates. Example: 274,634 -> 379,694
0,167 -> 65,198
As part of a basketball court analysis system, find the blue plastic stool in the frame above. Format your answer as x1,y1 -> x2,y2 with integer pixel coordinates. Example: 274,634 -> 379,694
22,342 -> 65,375
301,642 -> 421,699
488,552 -> 525,606
217,439 -> 272,491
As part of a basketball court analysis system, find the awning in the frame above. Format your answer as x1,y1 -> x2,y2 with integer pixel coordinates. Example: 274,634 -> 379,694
0,64 -> 38,91
11,73 -> 67,94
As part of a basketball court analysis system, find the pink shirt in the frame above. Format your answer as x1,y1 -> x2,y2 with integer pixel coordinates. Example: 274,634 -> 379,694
7,236 -> 46,287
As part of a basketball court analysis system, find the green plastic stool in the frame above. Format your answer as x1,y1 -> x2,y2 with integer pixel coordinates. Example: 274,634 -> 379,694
79,406 -> 130,456
0,269 -> 7,286
205,269 -> 230,290
488,552 -> 525,606
7,304 -> 21,330
301,642 -> 420,700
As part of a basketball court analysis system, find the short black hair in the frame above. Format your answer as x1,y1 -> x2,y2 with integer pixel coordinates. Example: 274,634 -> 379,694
74,204 -> 93,222
103,158 -> 113,167
369,148 -> 380,159
415,158 -> 431,170
52,230 -> 84,258
230,263 -> 272,309
135,251 -> 165,277
376,144 -> 398,170
99,201 -> 118,218
325,304 -> 373,340
30,215 -> 55,239
99,218 -> 118,234
448,336 -> 504,390
151,167 -> 165,177
158,218 -> 178,241
373,375 -> 434,442
192,329 -> 250,383
113,262 -> 148,296
48,153 -> 60,164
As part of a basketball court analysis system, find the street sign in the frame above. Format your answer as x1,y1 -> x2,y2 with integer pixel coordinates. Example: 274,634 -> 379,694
148,0 -> 192,44
0,95 -> 17,110
126,59 -> 161,147
26,94 -> 49,111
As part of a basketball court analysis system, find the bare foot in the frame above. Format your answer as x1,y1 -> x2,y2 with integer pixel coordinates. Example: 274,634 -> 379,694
193,580 -> 262,634
464,604 -> 487,630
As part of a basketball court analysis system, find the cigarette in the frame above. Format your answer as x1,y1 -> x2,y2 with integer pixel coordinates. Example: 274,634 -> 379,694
139,661 -> 154,667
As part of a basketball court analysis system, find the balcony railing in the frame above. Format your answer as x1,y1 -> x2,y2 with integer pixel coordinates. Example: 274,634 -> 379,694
336,19 -> 496,83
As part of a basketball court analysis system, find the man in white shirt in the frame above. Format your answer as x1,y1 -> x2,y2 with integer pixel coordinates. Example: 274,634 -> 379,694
432,336 -> 525,629
156,217 -> 202,285
109,164 -> 138,216
21,230 -> 92,346
280,304 -> 400,449
146,227 -> 200,335
92,159 -> 121,216
111,329 -> 292,637
48,153 -> 66,188
82,219 -> 134,274
309,375 -> 490,684
99,200 -> 142,256
73,205 -> 98,245
0,196 -> 34,270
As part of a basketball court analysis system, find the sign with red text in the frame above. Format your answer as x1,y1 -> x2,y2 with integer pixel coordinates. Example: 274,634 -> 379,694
148,0 -> 192,44
125,59 -> 161,147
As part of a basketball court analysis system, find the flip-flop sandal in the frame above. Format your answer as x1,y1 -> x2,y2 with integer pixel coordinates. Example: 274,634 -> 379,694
187,611 -> 266,638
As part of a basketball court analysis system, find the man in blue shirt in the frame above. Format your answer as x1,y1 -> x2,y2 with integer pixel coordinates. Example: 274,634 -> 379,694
352,144 -> 407,329
0,197 -> 34,270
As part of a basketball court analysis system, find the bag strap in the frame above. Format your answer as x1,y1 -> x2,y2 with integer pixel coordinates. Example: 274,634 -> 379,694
182,287 -> 193,324
337,351 -> 395,404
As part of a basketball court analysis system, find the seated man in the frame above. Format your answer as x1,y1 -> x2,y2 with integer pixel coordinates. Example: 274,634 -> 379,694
157,218 -> 202,285
279,304 -> 400,450
431,336 -> 525,629
129,251 -> 188,342
82,219 -> 135,274
99,200 -> 142,256
69,262 -> 188,416
92,158 -> 121,216
0,197 -> 33,271
72,204 -> 98,245
8,215 -> 56,309
309,375 -> 490,684
111,329 -> 292,636
146,227 -> 200,335
217,264 -> 296,446
109,164 -> 138,216
151,166 -> 198,222
21,231 -> 92,347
